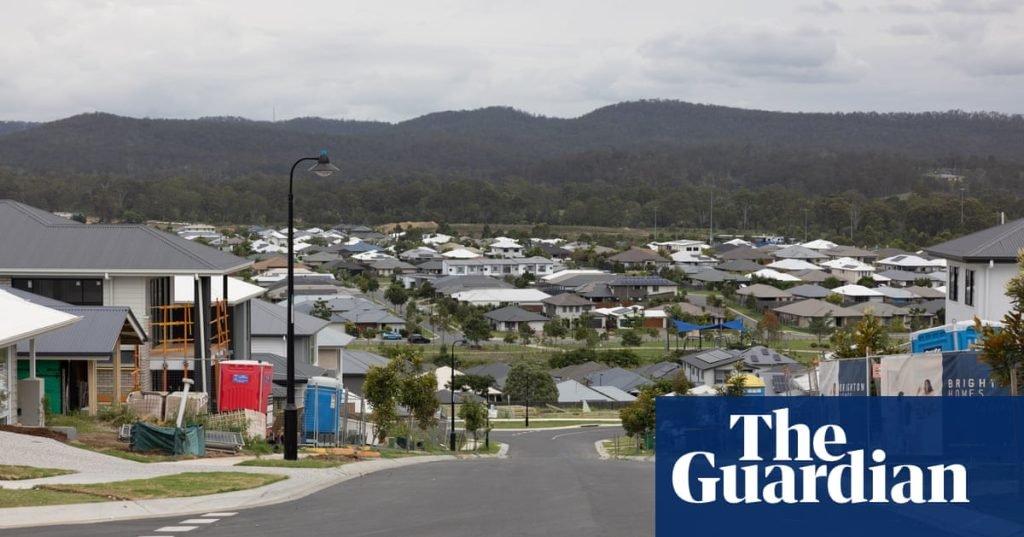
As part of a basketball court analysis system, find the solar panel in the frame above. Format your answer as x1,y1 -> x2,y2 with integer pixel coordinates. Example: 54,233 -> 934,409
772,375 -> 788,394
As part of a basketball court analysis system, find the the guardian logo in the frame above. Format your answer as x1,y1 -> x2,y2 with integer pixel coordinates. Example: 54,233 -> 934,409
672,409 -> 968,505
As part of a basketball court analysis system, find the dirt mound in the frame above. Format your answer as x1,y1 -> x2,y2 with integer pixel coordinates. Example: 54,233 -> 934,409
0,424 -> 68,442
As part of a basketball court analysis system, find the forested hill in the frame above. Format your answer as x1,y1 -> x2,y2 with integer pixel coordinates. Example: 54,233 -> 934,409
1,101 -> 1023,178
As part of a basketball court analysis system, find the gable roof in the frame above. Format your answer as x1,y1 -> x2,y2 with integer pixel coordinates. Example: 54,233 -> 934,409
250,299 -> 329,337
583,367 -> 651,392
926,218 -> 1024,262
0,200 -> 251,275
905,285 -> 946,299
740,346 -> 799,368
484,305 -> 548,323
608,247 -> 669,264
716,259 -> 764,273
717,246 -> 774,262
251,353 -> 328,383
772,245 -> 829,260
773,299 -> 862,318
542,292 -> 593,307
549,361 -> 608,382
556,379 -> 613,403
787,284 -> 831,299
634,361 -> 682,380
15,305 -> 146,357
736,283 -> 793,300
463,363 -> 512,389
341,350 -> 390,376
0,288 -> 82,347
789,269 -> 831,283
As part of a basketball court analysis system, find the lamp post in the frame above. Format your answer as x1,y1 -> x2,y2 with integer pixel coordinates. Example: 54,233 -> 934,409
450,339 -> 467,451
284,150 -> 339,461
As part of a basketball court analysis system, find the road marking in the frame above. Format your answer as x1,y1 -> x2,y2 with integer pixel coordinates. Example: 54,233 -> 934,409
155,526 -> 197,532
204,512 -> 238,517
180,519 -> 217,524
548,430 -> 589,438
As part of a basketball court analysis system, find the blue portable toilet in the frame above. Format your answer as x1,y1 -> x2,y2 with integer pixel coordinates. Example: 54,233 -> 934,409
910,320 -> 1001,354
303,376 -> 343,446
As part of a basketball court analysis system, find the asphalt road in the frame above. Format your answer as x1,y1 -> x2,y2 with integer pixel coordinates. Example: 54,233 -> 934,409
16,426 -> 652,537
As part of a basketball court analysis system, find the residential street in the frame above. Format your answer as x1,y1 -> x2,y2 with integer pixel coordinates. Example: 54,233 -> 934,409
7,426 -> 652,537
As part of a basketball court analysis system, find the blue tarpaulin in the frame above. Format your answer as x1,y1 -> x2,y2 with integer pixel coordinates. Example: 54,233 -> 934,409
672,320 -> 703,333
674,319 -> 748,332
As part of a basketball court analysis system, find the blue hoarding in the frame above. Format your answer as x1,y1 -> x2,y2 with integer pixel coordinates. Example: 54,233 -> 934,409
656,397 -> 1024,537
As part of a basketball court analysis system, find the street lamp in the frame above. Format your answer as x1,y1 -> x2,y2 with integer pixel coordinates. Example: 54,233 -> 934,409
285,150 -> 339,461
450,339 -> 467,451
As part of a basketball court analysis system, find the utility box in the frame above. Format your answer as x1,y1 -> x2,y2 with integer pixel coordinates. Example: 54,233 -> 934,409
218,360 -> 273,414
17,378 -> 44,426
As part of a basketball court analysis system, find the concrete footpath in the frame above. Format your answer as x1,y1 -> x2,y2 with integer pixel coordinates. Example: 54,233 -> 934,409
0,454 -> 456,529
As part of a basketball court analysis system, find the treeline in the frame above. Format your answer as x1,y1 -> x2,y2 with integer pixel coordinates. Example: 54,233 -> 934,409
0,166 -> 1016,249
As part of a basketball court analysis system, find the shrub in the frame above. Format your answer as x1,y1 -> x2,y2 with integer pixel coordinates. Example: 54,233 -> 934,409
98,403 -> 137,427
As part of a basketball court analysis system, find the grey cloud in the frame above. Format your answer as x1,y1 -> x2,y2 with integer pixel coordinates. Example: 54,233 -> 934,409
890,22 -> 931,36
800,0 -> 844,14
641,26 -> 864,84
935,0 -> 1020,14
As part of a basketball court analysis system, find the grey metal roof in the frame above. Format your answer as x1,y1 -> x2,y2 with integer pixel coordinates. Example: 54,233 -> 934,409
485,305 -> 548,323
608,247 -> 669,264
740,346 -> 798,368
609,275 -> 677,287
876,269 -> 921,282
15,305 -> 146,358
634,361 -> 681,380
905,285 -> 946,299
579,282 -> 616,298
433,275 -> 511,295
787,284 -> 830,299
824,246 -> 877,259
341,349 -> 390,376
250,299 -> 329,336
542,292 -> 593,306
772,245 -> 829,260
549,361 -> 608,382
679,349 -> 744,371
250,353 -> 328,383
716,259 -> 764,273
872,286 -> 917,300
789,269 -> 831,283
0,200 -> 251,275
736,284 -> 792,300
463,363 -> 512,389
556,379 -> 612,403
588,385 -> 637,402
847,302 -> 916,318
332,309 -> 405,325
717,246 -> 774,261
773,299 -> 862,318
583,367 -> 650,392
926,218 -> 1024,262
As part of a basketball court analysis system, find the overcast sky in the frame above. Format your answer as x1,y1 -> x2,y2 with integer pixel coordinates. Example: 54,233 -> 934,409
3,0 -> 1022,122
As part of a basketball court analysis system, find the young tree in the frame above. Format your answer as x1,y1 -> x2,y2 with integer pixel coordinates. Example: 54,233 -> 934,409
458,400 -> 488,449
825,293 -> 844,305
310,298 -> 333,321
504,362 -> 558,402
462,312 -> 492,346
719,374 -> 747,396
415,281 -> 436,299
452,374 -> 496,398
517,323 -> 535,345
758,311 -> 782,346
808,314 -> 834,345
621,329 -> 643,347
543,318 -> 568,341
822,276 -> 842,289
363,363 -> 401,443
619,387 -> 659,449
384,283 -> 408,307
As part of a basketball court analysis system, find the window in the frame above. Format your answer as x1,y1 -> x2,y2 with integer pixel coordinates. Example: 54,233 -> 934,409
12,278 -> 103,306
949,266 -> 959,302
965,269 -> 975,307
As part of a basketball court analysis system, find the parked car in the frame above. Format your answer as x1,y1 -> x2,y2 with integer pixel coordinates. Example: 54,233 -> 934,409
408,334 -> 431,344
381,331 -> 402,340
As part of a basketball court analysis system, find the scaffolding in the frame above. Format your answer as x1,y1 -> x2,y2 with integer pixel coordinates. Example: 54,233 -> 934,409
150,301 -> 231,393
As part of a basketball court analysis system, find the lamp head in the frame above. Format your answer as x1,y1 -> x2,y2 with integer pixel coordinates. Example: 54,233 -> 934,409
308,150 -> 340,177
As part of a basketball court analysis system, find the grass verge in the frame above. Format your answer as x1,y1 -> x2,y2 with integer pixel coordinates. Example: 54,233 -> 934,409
40,472 -> 286,501
0,488 -> 105,508
0,465 -> 76,481
602,439 -> 651,458
70,442 -> 181,463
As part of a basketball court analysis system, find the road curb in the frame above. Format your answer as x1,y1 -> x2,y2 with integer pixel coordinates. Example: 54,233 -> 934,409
0,454 -> 458,529
495,423 -> 620,432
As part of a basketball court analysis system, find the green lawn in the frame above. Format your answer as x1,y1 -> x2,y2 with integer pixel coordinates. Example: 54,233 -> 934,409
602,439 -> 651,458
41,472 -> 286,501
0,465 -> 76,481
236,458 -> 348,469
0,488 -> 105,508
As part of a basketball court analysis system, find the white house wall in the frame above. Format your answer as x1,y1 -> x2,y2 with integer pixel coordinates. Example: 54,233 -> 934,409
946,261 -> 1017,323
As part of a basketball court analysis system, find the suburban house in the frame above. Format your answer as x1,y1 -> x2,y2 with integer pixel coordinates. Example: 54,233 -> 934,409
607,276 -> 678,302
823,245 -> 878,263
876,254 -> 946,274
772,299 -> 862,328
1,289 -> 82,425
441,257 -> 555,277
0,200 -> 254,399
788,284 -> 831,300
583,367 -> 651,394
772,245 -> 828,261
607,247 -> 670,270
340,349 -> 390,397
251,299 -> 329,366
831,284 -> 884,304
648,239 -> 709,254
821,257 -> 876,283
541,292 -> 595,323
487,237 -> 525,258
451,288 -> 551,309
366,258 -> 417,278
680,349 -> 744,387
926,218 -> 1024,323
5,287 -> 149,414
484,305 -> 548,332
736,284 -> 794,311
